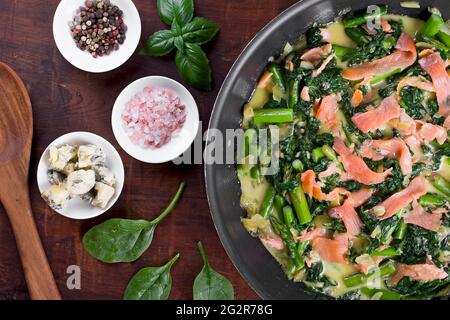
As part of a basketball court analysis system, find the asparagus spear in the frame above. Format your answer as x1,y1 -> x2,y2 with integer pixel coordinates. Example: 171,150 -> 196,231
270,216 -> 303,269
343,260 -> 396,288
267,63 -> 286,92
253,108 -> 294,123
288,78 -> 300,109
432,176 -> 450,198
419,13 -> 444,38
419,193 -> 446,207
282,205 -> 295,228
343,5 -> 388,28
289,185 -> 312,224
260,185 -> 276,219
345,27 -> 369,46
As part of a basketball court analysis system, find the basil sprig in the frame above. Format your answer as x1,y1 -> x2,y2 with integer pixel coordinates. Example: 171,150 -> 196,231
141,0 -> 219,90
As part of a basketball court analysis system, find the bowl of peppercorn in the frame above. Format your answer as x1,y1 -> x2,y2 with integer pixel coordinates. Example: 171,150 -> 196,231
53,0 -> 141,73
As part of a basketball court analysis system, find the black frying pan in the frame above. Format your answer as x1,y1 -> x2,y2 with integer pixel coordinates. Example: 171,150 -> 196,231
205,0 -> 449,299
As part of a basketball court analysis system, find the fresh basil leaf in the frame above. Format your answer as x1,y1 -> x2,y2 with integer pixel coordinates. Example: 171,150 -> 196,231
175,43 -> 212,90
124,254 -> 180,300
157,0 -> 194,26
182,17 -> 219,45
193,242 -> 234,300
171,20 -> 185,50
82,182 -> 185,263
141,29 -> 176,56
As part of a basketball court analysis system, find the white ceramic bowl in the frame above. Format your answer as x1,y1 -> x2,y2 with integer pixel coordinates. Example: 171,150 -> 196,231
53,0 -> 141,73
111,76 -> 200,163
37,132 -> 125,219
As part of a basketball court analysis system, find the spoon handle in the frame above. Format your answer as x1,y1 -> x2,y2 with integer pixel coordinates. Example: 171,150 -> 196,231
1,179 -> 61,300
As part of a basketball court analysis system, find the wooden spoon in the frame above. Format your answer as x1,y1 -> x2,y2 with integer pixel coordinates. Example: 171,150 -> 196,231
0,63 -> 61,300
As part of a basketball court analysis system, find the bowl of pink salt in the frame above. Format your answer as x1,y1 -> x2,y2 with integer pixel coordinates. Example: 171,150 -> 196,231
111,76 -> 199,163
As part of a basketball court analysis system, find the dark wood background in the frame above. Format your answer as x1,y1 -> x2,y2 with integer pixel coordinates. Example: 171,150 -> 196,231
0,0 -> 297,300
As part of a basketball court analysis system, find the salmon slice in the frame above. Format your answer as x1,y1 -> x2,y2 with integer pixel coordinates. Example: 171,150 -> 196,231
391,263 -> 448,286
351,89 -> 364,107
380,19 -> 393,33
320,28 -> 332,42
300,86 -> 310,101
389,109 -> 416,136
315,93 -> 341,133
355,253 -> 386,274
311,237 -> 349,264
345,188 -> 373,207
318,162 -> 351,181
419,52 -> 450,117
297,227 -> 327,241
301,44 -> 332,62
301,169 -> 350,203
403,200 -> 443,232
405,135 -> 427,163
445,115 -> 450,130
261,235 -> 285,250
329,202 -> 363,235
415,121 -> 448,145
312,54 -> 334,78
333,137 -> 392,185
328,188 -> 372,236
352,96 -> 402,133
397,76 -> 436,94
374,176 -> 427,220
257,71 -> 273,89
360,138 -> 413,175
343,33 -> 417,81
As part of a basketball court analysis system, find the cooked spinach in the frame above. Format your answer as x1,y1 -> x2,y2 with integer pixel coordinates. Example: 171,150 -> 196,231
347,20 -> 403,66
397,225 -> 440,264
123,253 -> 180,300
306,26 -> 324,48
193,242 -> 234,300
82,182 -> 185,263
400,86 -> 426,120
391,277 -> 450,299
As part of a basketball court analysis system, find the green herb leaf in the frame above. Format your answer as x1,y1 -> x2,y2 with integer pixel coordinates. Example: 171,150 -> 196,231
123,253 -> 180,300
193,242 -> 234,300
141,29 -> 176,56
157,0 -> 194,26
171,20 -> 185,50
82,182 -> 185,263
175,43 -> 212,90
182,17 -> 219,45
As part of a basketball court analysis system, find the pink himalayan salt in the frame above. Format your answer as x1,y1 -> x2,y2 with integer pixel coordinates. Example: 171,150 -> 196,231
121,86 -> 186,148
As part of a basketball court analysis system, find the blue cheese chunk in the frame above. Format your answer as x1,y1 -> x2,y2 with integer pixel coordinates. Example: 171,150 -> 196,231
94,166 -> 116,187
67,169 -> 96,195
91,182 -> 115,209
47,169 -> 66,185
77,144 -> 106,169
42,185 -> 70,211
48,144 -> 77,171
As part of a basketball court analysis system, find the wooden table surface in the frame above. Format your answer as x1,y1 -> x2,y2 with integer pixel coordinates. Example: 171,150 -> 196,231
0,0 -> 298,300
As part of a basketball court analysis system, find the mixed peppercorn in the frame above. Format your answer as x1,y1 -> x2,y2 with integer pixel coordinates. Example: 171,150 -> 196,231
69,0 -> 127,58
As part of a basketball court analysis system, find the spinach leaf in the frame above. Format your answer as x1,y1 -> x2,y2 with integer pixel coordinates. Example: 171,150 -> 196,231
123,254 -> 180,300
182,17 -> 220,45
141,30 -> 176,56
176,43 -> 212,90
82,182 -> 185,263
157,0 -> 194,26
193,242 -> 234,300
